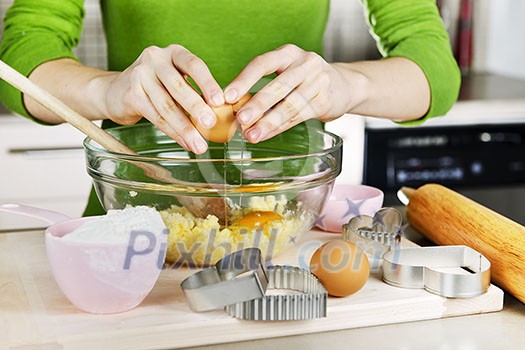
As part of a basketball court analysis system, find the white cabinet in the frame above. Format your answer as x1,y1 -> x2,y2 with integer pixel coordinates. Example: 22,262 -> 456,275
0,115 -> 92,230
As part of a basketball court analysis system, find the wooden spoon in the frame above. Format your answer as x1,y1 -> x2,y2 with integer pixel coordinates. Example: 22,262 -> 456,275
0,59 -> 233,221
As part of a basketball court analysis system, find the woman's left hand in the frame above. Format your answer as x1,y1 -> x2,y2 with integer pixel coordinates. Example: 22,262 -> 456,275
223,44 -> 359,143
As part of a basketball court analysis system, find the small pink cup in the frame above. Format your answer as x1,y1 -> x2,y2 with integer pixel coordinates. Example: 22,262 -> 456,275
315,184 -> 384,233
0,204 -> 166,314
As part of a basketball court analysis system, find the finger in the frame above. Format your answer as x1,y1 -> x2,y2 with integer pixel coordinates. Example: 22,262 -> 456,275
154,62 -> 216,130
235,67 -> 304,127
244,77 -> 321,143
170,45 -> 225,107
143,105 -> 191,151
141,76 -> 208,154
287,91 -> 332,123
224,45 -> 301,104
131,87 -> 191,150
253,97 -> 322,143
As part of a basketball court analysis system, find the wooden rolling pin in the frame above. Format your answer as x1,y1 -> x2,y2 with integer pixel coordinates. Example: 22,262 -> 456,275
401,184 -> 525,303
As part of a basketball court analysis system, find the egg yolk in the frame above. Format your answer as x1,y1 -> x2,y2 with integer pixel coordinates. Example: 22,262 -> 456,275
233,183 -> 281,193
235,211 -> 283,231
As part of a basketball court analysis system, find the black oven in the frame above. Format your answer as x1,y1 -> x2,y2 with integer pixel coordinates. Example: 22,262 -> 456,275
363,122 -> 525,224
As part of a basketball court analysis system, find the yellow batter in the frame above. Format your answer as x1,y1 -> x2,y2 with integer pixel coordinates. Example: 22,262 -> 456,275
160,195 -> 308,266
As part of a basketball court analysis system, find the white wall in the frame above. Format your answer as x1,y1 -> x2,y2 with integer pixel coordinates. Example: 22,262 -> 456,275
323,0 -> 379,62
473,0 -> 525,78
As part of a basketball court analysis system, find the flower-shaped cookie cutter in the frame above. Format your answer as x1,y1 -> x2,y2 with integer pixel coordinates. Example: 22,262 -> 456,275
342,207 -> 403,270
180,248 -> 268,312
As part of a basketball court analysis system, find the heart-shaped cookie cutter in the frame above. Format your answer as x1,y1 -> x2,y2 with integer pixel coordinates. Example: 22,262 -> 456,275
180,248 -> 268,312
383,245 -> 491,298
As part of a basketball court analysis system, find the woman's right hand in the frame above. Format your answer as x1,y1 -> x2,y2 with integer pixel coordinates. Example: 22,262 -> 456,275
98,45 -> 224,154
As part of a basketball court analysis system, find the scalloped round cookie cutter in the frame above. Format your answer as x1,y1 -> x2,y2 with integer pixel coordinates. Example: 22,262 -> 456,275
226,265 -> 327,321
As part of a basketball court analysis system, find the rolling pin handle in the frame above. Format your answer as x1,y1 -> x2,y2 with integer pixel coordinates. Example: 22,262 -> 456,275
397,187 -> 417,206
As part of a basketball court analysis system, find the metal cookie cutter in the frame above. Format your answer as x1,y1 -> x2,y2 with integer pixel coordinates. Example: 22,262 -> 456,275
180,248 -> 268,312
226,265 -> 327,321
343,208 -> 403,267
383,245 -> 491,298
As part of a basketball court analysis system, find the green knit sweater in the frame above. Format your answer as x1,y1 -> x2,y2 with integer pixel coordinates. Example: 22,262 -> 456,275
0,0 -> 460,214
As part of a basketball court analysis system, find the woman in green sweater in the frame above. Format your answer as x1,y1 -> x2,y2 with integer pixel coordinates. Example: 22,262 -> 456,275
0,0 -> 460,214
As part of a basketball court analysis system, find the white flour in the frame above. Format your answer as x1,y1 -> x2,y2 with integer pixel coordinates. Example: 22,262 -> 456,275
63,206 -> 166,244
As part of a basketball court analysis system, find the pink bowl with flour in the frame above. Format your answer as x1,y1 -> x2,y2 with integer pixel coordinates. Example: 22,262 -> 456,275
315,184 -> 384,232
0,204 -> 166,314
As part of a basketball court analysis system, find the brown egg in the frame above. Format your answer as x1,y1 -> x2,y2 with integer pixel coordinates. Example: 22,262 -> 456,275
191,104 -> 237,143
236,211 -> 283,230
310,240 -> 370,297
190,93 -> 252,143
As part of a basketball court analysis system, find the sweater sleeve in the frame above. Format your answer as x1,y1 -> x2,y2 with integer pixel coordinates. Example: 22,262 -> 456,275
0,0 -> 85,120
362,0 -> 461,125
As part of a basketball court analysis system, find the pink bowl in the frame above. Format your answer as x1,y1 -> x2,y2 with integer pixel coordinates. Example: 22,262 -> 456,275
45,217 -> 167,314
315,184 -> 384,232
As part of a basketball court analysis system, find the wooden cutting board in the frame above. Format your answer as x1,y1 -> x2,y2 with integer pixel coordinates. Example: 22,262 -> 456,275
0,229 -> 503,350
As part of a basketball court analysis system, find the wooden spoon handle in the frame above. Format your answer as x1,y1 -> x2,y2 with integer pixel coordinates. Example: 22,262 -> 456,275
0,59 -> 135,155
0,59 -> 187,184
0,60 -> 230,220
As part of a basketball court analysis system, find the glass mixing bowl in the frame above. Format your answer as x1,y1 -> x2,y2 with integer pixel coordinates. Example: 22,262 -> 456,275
84,122 -> 342,266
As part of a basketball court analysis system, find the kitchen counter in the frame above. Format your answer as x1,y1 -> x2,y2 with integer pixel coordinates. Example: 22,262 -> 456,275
1,225 -> 523,350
